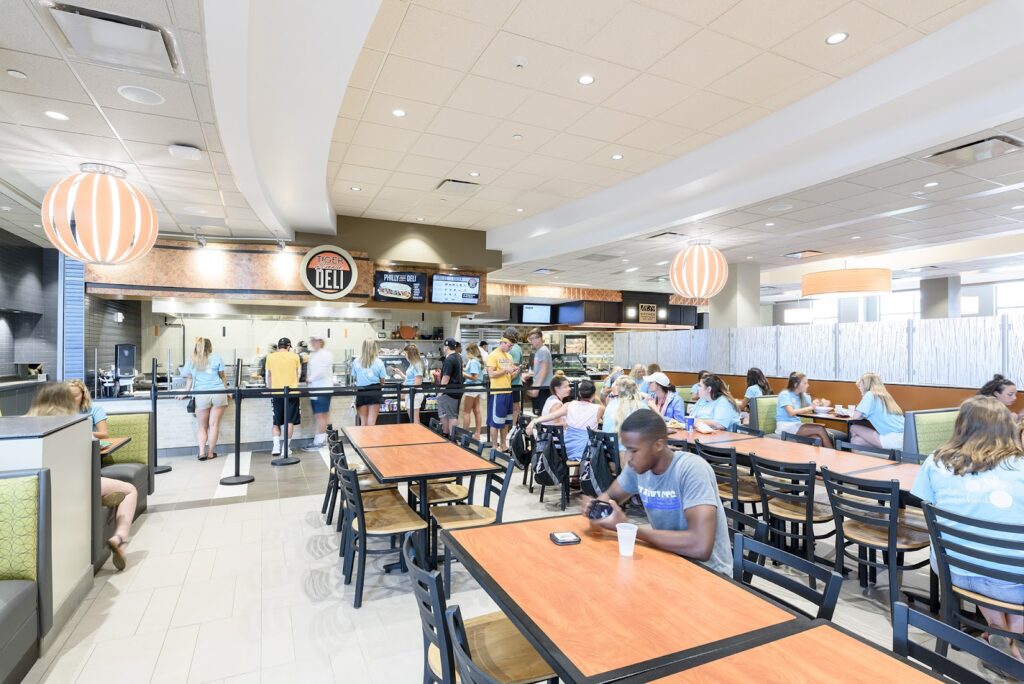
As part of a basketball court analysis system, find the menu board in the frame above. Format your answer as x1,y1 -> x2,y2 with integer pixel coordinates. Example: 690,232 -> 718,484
430,274 -> 480,305
374,271 -> 426,302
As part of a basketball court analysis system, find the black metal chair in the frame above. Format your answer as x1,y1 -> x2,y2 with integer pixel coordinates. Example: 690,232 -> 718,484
725,506 -> 768,584
323,436 -> 395,527
429,417 -> 445,435
733,534 -> 843,620
893,602 -> 1024,684
899,451 -> 927,464
833,438 -> 899,461
821,468 -> 933,614
781,431 -> 821,447
922,503 -> 1024,657
534,424 -> 573,511
696,442 -> 760,515
732,424 -> 764,437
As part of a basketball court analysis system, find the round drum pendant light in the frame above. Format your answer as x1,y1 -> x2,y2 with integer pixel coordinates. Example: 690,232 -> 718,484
41,163 -> 158,264
802,268 -> 892,298
669,239 -> 729,299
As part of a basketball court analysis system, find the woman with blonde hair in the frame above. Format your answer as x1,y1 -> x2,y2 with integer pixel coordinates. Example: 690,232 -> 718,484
603,376 -> 650,436
181,337 -> 228,461
911,395 -> 1024,664
67,378 -> 108,439
460,342 -> 485,441
29,383 -> 136,571
848,372 -> 904,450
352,338 -> 388,426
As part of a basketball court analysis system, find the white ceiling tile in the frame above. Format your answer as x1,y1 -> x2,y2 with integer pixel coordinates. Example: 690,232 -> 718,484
374,54 -> 464,105
342,144 -> 405,169
707,53 -> 818,104
626,152 -> 673,174
601,74 -> 694,118
351,121 -> 420,152
190,84 -> 215,124
409,0 -> 519,27
759,71 -> 837,110
28,128 -> 131,162
361,91 -> 438,130
338,87 -> 370,120
850,159 -> 943,188
461,144 -> 529,169
502,0 -> 627,50
861,0 -> 969,26
916,0 -> 991,32
537,53 -> 639,105
125,140 -> 213,172
887,171 -> 980,197
390,4 -> 495,71
705,106 -> 770,137
376,186 -> 428,202
447,163 -> 504,183
139,166 -> 217,189
349,49 -> 386,91
0,0 -> 60,57
536,133 -> 607,162
202,124 -> 221,152
332,117 -> 357,143
426,108 -> 501,141
396,154 -> 455,177
459,197 -> 508,213
959,151 -> 1024,181
657,90 -> 746,130
652,30 -> 762,91
474,185 -> 525,202
389,172 -> 441,191
561,161 -> 633,186
634,0 -> 741,25
364,0 -> 409,52
178,29 -> 208,85
445,75 -> 532,119
773,2 -> 906,70
580,3 -> 699,70
510,92 -> 592,130
513,154 -> 576,178
408,133 -> 475,161
73,62 -> 198,119
169,0 -> 203,31
918,180 -> 1002,202
328,142 -> 347,163
479,120 -> 558,152
492,171 -> 546,190
336,164 -> 393,185
827,27 -> 925,79
709,0 -> 846,49
0,92 -> 112,137
789,181 -> 873,204
665,131 -> 718,156
617,119 -> 693,152
220,190 -> 247,208
566,107 -> 644,141
106,109 -> 204,146
0,50 -> 91,102
471,32 -> 572,89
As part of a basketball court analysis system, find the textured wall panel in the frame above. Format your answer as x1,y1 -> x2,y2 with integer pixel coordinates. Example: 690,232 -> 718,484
836,320 -> 910,384
778,324 -> 835,379
613,333 -> 630,368
708,328 -> 730,373
657,330 -> 690,372
628,332 -> 659,368
730,327 -> 777,377
913,317 -> 999,387
690,330 -> 711,372
1005,315 -> 1024,386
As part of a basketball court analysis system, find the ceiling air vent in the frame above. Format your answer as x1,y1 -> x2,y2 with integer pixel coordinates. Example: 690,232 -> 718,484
783,249 -> 825,259
47,3 -> 180,74
646,231 -> 686,241
924,135 -> 1023,168
577,253 -> 619,262
435,179 -> 481,196
532,268 -> 560,276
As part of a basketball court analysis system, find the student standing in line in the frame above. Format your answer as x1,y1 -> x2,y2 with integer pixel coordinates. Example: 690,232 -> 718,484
504,327 -> 525,427
739,367 -> 772,412
522,328 -> 553,415
302,332 -> 335,451
848,372 -> 905,450
911,396 -> 1024,665
645,372 -> 686,422
485,336 -> 520,448
265,337 -> 302,456
399,344 -> 425,426
181,337 -> 228,461
437,338 -> 464,437
689,375 -> 741,430
460,342 -> 484,441
527,379 -> 604,461
351,339 -> 388,427
581,410 -> 732,574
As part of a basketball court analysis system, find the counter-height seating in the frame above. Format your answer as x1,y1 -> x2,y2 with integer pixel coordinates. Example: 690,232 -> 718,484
102,412 -> 152,513
0,468 -> 52,684
748,395 -> 778,434
902,408 -> 959,458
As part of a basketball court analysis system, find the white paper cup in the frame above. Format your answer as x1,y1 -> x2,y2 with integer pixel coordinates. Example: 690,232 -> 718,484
616,522 -> 638,557
848,404 -> 856,412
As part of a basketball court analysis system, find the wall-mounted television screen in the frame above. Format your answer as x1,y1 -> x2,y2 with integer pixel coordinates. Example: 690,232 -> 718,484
430,274 -> 480,305
373,271 -> 426,302
521,304 -> 551,324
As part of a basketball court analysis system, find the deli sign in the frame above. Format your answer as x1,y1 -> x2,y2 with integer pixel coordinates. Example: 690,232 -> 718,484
300,245 -> 358,300
638,303 -> 658,324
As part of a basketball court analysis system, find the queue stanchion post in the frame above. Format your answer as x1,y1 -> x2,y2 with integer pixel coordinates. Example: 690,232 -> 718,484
221,360 -> 253,485
151,357 -> 172,474
273,385 -> 300,466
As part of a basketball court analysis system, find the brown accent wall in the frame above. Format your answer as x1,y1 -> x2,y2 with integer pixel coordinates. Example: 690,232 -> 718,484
487,283 -> 622,302
669,294 -> 708,307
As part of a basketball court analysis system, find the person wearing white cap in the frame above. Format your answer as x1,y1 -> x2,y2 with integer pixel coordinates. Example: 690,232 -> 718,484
644,371 -> 686,422
303,332 -> 335,451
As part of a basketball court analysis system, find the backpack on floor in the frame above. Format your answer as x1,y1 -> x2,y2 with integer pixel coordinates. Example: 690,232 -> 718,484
532,431 -> 567,487
579,432 -> 618,497
507,423 -> 531,470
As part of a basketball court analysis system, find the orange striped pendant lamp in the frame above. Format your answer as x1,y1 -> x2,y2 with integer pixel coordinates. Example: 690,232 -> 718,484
41,163 -> 158,265
669,239 -> 729,299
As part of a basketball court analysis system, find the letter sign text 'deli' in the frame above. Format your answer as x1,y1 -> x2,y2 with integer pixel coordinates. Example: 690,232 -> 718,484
300,245 -> 359,300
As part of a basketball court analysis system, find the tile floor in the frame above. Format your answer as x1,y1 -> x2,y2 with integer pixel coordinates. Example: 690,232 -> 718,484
23,437 -> 1007,683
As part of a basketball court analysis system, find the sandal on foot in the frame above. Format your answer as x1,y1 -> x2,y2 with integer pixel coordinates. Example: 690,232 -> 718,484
108,535 -> 127,571
209,452 -> 217,460
101,491 -> 126,509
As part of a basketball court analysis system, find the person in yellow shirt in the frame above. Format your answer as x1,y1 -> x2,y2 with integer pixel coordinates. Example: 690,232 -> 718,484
264,337 -> 302,456
486,337 -> 520,447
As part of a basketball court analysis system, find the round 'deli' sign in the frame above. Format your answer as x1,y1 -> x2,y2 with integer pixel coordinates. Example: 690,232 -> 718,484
300,245 -> 359,300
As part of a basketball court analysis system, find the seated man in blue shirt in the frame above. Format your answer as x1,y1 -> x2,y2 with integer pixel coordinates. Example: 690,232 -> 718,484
581,410 -> 732,574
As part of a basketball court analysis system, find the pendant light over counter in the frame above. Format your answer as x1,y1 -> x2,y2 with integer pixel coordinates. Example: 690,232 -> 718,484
801,268 -> 892,298
41,163 -> 158,265
669,239 -> 729,299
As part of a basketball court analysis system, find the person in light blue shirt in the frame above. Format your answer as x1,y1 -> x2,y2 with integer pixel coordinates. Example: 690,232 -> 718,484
353,339 -> 389,426
644,372 -> 686,422
911,396 -> 1024,659
739,368 -> 772,412
690,370 -> 709,399
182,337 -> 228,460
775,372 -> 815,434
849,373 -> 905,450
400,344 -> 426,425
689,375 -> 741,430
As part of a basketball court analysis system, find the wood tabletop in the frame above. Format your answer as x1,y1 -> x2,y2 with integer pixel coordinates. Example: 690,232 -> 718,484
728,437 -> 894,476
100,436 -> 131,456
359,441 -> 501,483
643,624 -> 939,682
342,423 -> 447,450
845,462 -> 922,491
445,515 -> 798,683
667,429 -> 759,446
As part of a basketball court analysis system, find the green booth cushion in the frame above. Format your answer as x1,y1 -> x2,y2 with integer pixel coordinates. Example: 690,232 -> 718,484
677,387 -> 692,402
104,413 -> 149,466
750,396 -> 778,434
911,410 -> 959,455
0,475 -> 38,581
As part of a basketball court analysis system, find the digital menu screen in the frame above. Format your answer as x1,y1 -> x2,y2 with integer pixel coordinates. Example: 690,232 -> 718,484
373,271 -> 426,302
522,304 -> 551,324
430,274 -> 480,305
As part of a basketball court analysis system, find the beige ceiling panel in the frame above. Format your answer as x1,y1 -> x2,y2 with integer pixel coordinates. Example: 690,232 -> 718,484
513,154 -> 576,177
390,4 -> 495,71
396,154 -> 455,177
538,54 -> 639,105
850,159 -> 943,188
328,142 -> 347,163
105,109 -> 204,146
492,170 -> 546,190
917,180 -> 1001,202
581,3 -> 699,70
562,161 -> 633,186
220,190 -> 247,208
887,171 -> 979,196
471,32 -> 573,89
3,4 -> 60,56
169,0 -> 203,31
72,62 -> 198,119
708,53 -> 817,104
0,50 -> 91,102
446,75 -> 532,119
0,92 -> 112,137
210,151 -> 231,174
584,143 -> 652,170
376,186 -> 427,202
658,90 -> 746,131
567,106 -> 644,141
202,123 -> 221,152
427,107 -> 501,141
388,172 -> 440,191
332,117 -> 358,143
125,140 -> 213,172
349,49 -> 386,91
336,164 -> 392,185
364,0 -> 409,52
959,152 -> 1024,181
150,184 -> 222,205
480,120 -> 558,152
774,2 -> 906,70
617,119 -> 692,152
861,0 -> 968,26
191,84 -> 215,124
225,206 -> 258,221
651,29 -> 761,91
441,208 -> 492,225
709,0 -> 846,49
634,0 -> 741,25
366,197 -> 414,213
29,128 -> 130,162
601,74 -> 694,119
536,133 -> 607,162
706,106 -> 770,137
474,185 -> 523,202
333,183 -> 378,201
627,152 -> 673,174
410,0 -> 519,27
214,173 -> 237,191
140,166 -> 217,189
374,55 -> 462,105
503,0 -> 627,50
789,181 -> 873,204
759,71 -> 838,110
342,144 -> 404,170
409,133 -> 475,162
75,0 -> 173,26
458,197 -> 508,213
665,131 -> 718,156
915,0 -> 990,32
510,92 -> 592,130
535,177 -> 592,197
166,201 -> 224,219
351,121 -> 420,152
339,87 -> 371,120
461,144 -> 529,169
362,92 -> 438,130
446,164 -> 504,184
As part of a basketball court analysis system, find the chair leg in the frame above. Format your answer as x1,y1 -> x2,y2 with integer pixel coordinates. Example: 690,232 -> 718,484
869,549 -> 878,584
321,474 -> 334,514
888,557 -> 900,614
804,524 -> 816,590
354,532 -> 367,609
858,545 -> 868,587
343,524 -> 354,583
325,481 -> 337,525
929,567 -> 940,614
444,546 -> 452,601
539,484 -> 546,502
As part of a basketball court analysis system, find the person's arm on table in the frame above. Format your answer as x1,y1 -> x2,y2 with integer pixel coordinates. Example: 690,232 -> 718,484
583,497 -> 718,561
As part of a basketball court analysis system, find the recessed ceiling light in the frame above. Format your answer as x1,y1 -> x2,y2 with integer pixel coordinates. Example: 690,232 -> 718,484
624,266 -> 638,272
0,206 -> 10,211
468,171 -> 479,177
577,74 -> 595,86
515,207 -> 524,213
416,216 -> 425,221
183,206 -> 207,214
33,224 -> 41,228
764,222 -> 775,227
6,69 -> 27,80
350,186 -> 361,192
825,32 -> 849,45
912,191 -> 925,195
512,133 -> 523,140
656,260 -> 669,266
851,235 -> 861,240
924,181 -> 939,188
117,85 -> 164,106
44,110 -> 69,121
1013,205 -> 1024,210
622,258 -> 629,262
391,108 -> 406,118
610,153 -> 623,160
767,203 -> 793,212
746,256 -> 754,260
531,229 -> 549,237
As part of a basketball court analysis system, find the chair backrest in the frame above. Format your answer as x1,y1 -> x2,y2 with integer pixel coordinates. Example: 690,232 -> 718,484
481,449 -> 517,523
445,605 -> 500,684
833,438 -> 898,461
460,435 -> 486,456
0,468 -> 52,637
429,417 -> 444,435
724,506 -> 767,584
694,442 -> 740,509
452,427 -> 472,444
676,387 -> 692,402
336,467 -> 366,529
733,534 -> 843,620
748,395 -> 778,434
781,431 -> 821,447
899,451 -> 927,464
821,468 -> 901,556
732,424 -> 763,437
893,602 -> 1023,684
402,535 -> 456,684
750,454 -> 818,523
903,408 -> 958,455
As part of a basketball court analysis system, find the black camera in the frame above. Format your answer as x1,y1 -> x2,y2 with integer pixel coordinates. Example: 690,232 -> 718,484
588,500 -> 614,520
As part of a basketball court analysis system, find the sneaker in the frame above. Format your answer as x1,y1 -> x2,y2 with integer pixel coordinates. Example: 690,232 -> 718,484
271,444 -> 281,455
302,441 -> 324,452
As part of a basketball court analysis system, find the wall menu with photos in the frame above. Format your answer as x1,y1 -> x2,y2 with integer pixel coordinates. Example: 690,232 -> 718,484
373,271 -> 426,302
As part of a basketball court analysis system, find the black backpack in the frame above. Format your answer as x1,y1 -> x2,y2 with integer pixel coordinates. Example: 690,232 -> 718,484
507,423 -> 531,470
579,430 -> 619,497
532,428 -> 567,487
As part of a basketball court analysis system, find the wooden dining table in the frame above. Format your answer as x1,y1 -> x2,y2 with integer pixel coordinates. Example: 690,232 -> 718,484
443,515 -> 805,684
342,423 -> 447,449
715,436 -> 899,476
667,428 -> 759,446
845,461 -> 922,492
99,436 -> 131,457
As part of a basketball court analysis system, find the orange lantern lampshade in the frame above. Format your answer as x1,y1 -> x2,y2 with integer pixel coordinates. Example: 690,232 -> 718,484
669,239 -> 729,299
41,163 -> 158,265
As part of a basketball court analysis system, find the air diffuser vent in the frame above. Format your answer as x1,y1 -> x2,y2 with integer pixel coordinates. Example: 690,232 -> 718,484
783,250 -> 825,259
646,231 -> 686,240
577,253 -> 618,262
436,179 -> 481,196
924,135 -> 1023,168
47,3 -> 180,74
